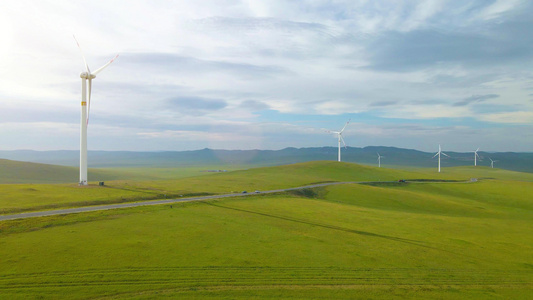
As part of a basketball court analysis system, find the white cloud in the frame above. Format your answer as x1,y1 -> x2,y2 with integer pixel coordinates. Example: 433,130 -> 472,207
0,0 -> 532,151
477,0 -> 524,20
380,105 -> 471,120
478,111 -> 533,124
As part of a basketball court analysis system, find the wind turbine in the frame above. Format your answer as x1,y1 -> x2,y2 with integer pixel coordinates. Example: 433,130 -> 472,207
326,119 -> 350,162
74,36 -> 118,185
432,144 -> 449,173
489,157 -> 498,168
472,147 -> 480,166
377,152 -> 382,168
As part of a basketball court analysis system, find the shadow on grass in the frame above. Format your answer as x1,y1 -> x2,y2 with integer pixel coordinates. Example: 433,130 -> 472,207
286,187 -> 326,199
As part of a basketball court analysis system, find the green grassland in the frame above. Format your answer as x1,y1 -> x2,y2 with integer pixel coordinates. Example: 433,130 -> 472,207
1,161 -> 450,214
0,159 -> 239,184
1,161 -> 532,215
0,161 -> 532,298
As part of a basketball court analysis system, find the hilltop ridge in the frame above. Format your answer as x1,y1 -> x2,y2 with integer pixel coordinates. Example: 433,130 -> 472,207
1,146 -> 532,173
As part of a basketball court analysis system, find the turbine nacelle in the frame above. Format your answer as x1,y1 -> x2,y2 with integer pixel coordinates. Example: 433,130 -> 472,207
80,72 -> 96,79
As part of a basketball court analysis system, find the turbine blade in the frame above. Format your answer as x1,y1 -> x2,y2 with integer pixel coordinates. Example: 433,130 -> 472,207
442,152 -> 450,157
87,78 -> 92,125
92,54 -> 119,75
73,35 -> 90,73
432,152 -> 439,158
340,135 -> 347,148
340,119 -> 350,133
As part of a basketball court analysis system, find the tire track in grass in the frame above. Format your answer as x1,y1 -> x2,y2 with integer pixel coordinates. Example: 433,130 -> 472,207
0,267 -> 531,290
203,202 -> 482,260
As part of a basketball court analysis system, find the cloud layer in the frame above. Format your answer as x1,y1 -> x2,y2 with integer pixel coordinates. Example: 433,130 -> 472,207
0,0 -> 532,152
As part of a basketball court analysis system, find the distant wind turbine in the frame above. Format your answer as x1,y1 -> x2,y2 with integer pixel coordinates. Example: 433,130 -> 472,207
326,119 -> 350,162
472,147 -> 480,166
377,152 -> 383,168
432,144 -> 449,173
489,157 -> 498,168
74,36 -> 119,185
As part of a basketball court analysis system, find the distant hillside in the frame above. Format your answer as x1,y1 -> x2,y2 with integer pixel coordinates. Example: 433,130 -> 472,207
0,159 -> 160,184
1,146 -> 532,173
0,159 -> 78,184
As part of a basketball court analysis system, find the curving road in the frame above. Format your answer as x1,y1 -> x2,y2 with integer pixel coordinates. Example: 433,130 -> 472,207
0,181 -> 362,221
0,179 -> 475,221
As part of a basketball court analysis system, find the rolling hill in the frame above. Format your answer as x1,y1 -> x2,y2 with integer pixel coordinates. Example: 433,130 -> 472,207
1,146 -> 533,172
2,160 -> 532,215
0,159 -> 167,184
0,161 -> 532,298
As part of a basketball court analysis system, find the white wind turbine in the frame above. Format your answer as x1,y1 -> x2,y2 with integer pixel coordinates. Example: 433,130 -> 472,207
326,119 -> 350,162
432,144 -> 449,173
489,157 -> 498,168
377,152 -> 382,168
74,36 -> 119,185
472,147 -> 481,166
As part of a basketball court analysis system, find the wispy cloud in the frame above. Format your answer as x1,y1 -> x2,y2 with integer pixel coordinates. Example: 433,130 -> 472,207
166,97 -> 227,115
479,111 -> 533,124
453,94 -> 499,106
125,53 -> 288,79
370,101 -> 397,107
0,0 -> 532,151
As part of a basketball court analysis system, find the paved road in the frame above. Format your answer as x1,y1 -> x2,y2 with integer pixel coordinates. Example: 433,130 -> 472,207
0,181 -> 360,221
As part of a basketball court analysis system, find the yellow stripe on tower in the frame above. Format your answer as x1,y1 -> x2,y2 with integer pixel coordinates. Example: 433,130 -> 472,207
81,102 -> 87,106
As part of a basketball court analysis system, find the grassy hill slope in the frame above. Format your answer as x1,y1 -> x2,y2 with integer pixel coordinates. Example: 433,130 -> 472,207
0,162 -> 531,298
2,147 -> 533,172
0,159 -> 156,184
0,159 -> 230,184
1,160 -> 532,215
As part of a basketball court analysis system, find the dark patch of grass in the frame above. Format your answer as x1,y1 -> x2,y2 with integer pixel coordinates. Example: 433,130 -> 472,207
359,182 -> 408,187
286,187 -> 326,199
406,179 -> 464,182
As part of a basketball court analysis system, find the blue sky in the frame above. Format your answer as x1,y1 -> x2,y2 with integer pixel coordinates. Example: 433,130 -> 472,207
0,0 -> 532,152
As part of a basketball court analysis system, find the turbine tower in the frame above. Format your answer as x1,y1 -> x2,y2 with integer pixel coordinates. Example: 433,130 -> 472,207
377,152 -> 382,168
74,36 -> 118,185
489,157 -> 498,168
326,119 -> 350,162
432,144 -> 449,173
473,147 -> 480,166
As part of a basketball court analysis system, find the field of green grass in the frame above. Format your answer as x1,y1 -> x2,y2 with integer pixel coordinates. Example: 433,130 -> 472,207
0,159 -> 242,184
0,161 -> 404,214
1,161 -> 532,215
0,161 -> 532,298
